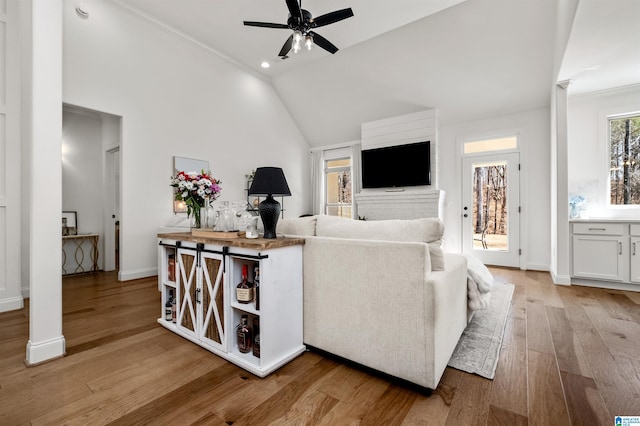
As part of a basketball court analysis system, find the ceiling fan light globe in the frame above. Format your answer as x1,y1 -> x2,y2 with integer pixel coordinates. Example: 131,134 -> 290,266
305,35 -> 313,50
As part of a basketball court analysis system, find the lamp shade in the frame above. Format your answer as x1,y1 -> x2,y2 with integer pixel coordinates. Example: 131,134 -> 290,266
248,167 -> 291,196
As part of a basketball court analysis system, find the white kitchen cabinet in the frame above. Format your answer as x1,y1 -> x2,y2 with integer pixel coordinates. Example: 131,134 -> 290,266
571,221 -> 640,288
630,225 -> 640,283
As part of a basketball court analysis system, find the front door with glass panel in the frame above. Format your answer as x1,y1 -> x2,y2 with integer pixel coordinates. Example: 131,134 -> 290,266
462,152 -> 520,267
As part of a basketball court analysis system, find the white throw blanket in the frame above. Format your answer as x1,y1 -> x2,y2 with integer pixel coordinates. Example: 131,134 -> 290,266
464,254 -> 494,311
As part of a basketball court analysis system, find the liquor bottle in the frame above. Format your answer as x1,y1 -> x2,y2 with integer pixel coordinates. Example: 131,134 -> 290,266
167,254 -> 175,282
236,264 -> 254,304
165,290 -> 172,321
171,296 -> 177,323
236,315 -> 252,354
252,317 -> 260,358
253,265 -> 260,310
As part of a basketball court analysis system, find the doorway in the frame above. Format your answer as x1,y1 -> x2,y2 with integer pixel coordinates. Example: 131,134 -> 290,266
462,151 -> 520,267
62,105 -> 122,273
105,147 -> 120,272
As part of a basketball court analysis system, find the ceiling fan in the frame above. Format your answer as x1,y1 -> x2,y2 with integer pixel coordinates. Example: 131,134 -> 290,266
243,0 -> 354,57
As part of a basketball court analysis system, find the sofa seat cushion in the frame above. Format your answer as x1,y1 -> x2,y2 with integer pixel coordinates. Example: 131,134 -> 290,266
315,215 -> 445,270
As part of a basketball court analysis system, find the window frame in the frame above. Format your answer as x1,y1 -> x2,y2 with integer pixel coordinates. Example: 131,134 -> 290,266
605,110 -> 640,210
323,148 -> 353,218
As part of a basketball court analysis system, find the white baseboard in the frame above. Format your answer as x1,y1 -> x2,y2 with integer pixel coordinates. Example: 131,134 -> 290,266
570,278 -> 640,292
0,296 -> 24,312
118,268 -> 157,281
22,286 -> 30,299
526,263 -> 549,272
26,336 -> 66,365
550,271 -> 572,285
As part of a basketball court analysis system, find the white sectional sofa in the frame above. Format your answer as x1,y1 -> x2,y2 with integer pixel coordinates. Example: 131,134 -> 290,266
278,214 -> 468,390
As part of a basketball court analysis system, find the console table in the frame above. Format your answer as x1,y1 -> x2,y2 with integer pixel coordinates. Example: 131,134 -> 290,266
62,234 -> 100,275
157,232 -> 305,377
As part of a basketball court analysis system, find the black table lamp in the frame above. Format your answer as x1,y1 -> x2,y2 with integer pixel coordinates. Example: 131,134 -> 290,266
248,167 -> 291,239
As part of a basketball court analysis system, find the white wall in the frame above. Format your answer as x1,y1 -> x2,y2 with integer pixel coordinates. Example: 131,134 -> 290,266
62,0 -> 310,280
439,108 -> 551,271
62,109 -> 105,271
568,85 -> 640,217
0,0 -> 23,312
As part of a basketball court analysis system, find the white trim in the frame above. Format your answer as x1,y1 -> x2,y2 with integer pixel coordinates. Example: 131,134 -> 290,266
25,336 -> 66,365
118,267 -> 157,281
0,296 -> 23,312
603,109 -> 640,212
551,271 -> 572,285
310,140 -> 360,153
526,263 -> 549,272
570,278 -> 640,292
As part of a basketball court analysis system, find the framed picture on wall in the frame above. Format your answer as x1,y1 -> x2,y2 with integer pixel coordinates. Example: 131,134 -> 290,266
62,211 -> 78,236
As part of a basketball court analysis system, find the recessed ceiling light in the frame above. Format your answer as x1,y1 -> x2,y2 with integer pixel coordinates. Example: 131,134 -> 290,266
261,61 -> 270,69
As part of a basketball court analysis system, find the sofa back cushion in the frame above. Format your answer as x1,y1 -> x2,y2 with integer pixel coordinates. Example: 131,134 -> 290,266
316,215 -> 445,270
277,215 -> 317,236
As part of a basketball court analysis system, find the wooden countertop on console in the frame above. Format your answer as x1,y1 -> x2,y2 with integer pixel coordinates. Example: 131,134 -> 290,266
157,232 -> 305,250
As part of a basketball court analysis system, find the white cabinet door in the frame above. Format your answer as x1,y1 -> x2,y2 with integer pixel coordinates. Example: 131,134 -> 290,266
631,237 -> 640,283
199,251 -> 226,351
176,248 -> 198,339
572,235 -> 625,281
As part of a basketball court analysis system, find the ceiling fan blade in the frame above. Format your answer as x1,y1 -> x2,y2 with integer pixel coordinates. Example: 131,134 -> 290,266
309,31 -> 338,54
285,0 -> 303,21
243,21 -> 289,29
279,34 -> 294,57
311,8 -> 354,28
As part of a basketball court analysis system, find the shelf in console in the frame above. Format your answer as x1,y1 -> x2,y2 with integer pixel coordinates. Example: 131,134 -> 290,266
163,281 -> 177,289
231,301 -> 259,315
157,318 -> 177,330
228,348 -> 261,367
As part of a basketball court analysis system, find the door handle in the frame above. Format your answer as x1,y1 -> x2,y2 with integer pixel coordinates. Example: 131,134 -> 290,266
634,242 -> 636,256
195,288 -> 201,304
463,214 -> 468,218
619,242 -> 623,255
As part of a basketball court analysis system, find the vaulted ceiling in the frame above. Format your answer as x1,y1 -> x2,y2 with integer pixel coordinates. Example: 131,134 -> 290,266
110,0 -> 639,147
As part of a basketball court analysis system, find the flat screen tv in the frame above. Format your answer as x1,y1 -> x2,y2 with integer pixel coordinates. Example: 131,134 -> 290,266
361,141 -> 431,189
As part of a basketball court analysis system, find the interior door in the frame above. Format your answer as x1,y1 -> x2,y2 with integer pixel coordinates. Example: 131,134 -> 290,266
462,152 -> 520,267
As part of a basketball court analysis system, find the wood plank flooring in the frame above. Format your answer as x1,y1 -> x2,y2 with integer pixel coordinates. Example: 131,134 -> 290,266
1,269 -> 639,425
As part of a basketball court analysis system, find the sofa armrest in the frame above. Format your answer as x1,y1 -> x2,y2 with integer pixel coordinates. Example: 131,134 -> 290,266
428,253 -> 468,385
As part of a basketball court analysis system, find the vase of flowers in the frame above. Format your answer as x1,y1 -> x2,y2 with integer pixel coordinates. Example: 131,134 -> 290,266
170,170 -> 222,228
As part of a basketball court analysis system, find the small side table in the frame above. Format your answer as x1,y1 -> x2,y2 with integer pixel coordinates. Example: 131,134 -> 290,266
62,234 -> 100,275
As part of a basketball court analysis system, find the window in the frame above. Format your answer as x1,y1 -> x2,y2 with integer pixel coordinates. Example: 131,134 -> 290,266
463,136 -> 518,154
325,157 -> 352,218
609,113 -> 640,205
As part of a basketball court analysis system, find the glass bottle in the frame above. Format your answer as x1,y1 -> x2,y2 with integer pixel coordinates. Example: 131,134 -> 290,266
171,296 -> 177,323
253,265 -> 260,310
165,290 -> 172,321
252,317 -> 260,358
236,315 -> 252,354
236,264 -> 254,304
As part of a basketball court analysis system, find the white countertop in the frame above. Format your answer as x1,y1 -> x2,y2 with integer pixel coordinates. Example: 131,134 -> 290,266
570,217 -> 640,223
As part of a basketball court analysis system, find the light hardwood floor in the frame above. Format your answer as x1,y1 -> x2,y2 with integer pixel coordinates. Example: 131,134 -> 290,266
1,268 -> 639,425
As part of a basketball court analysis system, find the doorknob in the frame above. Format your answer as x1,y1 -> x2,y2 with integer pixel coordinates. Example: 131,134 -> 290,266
463,206 -> 468,210
463,214 -> 468,218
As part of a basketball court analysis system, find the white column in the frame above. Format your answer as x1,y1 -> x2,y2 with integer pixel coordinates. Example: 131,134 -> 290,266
26,0 -> 65,364
550,80 -> 571,285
